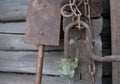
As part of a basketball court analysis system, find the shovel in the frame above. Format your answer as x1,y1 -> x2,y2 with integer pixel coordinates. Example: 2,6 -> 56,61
25,0 -> 62,84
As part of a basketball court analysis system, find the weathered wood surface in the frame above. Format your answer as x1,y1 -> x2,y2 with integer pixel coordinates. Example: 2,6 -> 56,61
0,0 -> 102,21
0,34 -> 63,51
0,49 -> 111,76
0,51 -> 63,75
110,0 -> 120,84
0,15 -> 112,84
0,22 -> 25,34
0,0 -> 27,21
0,73 -> 90,84
0,49 -> 110,76
0,19 -> 110,51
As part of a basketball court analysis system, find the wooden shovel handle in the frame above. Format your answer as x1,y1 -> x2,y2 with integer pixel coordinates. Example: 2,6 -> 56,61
36,45 -> 44,84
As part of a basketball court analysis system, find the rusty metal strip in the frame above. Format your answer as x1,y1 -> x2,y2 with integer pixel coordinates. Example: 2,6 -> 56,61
64,20 -> 120,62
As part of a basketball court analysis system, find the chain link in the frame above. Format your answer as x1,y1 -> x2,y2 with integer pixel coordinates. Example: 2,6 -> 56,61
84,0 -> 91,26
61,0 -> 82,30
83,0 -> 96,84
89,60 -> 96,84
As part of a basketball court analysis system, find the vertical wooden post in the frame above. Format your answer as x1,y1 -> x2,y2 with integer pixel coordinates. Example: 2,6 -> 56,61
110,0 -> 120,84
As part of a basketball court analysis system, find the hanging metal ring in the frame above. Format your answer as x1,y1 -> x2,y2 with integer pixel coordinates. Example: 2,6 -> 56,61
60,4 -> 74,18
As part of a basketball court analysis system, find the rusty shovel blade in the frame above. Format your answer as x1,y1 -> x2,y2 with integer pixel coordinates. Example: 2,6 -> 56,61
25,0 -> 62,46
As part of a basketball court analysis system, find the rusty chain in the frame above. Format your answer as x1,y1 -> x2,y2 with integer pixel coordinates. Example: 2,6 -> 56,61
83,0 -> 96,84
84,0 -> 91,26
61,0 -> 96,83
61,0 -> 120,83
89,60 -> 96,84
61,0 -> 82,29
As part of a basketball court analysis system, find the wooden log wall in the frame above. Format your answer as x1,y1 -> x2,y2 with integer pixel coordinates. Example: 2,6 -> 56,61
110,0 -> 120,84
0,0 -> 111,84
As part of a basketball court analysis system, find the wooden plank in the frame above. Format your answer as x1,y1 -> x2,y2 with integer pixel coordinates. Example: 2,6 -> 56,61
0,23 -> 63,50
0,73 -> 89,84
0,0 -> 27,21
110,0 -> 120,84
0,51 -> 63,75
0,50 -> 109,76
0,22 -> 25,34
0,0 -> 102,21
0,34 -> 63,50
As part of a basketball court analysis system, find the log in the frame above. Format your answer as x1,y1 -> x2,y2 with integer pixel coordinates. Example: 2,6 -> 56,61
0,50 -> 110,76
0,73 -> 90,84
110,0 -> 120,84
0,51 -> 63,75
0,34 -> 63,51
0,0 -> 27,21
0,22 -> 25,34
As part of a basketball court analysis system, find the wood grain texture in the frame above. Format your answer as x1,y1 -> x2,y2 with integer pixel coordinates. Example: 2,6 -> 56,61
0,0 -> 27,21
0,34 -> 63,51
0,0 -> 102,21
110,0 -> 120,84
0,51 -> 63,75
0,73 -> 90,84
0,22 -> 25,34
0,20 -> 110,51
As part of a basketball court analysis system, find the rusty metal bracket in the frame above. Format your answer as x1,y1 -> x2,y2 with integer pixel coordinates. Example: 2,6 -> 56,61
64,20 -> 120,62
85,22 -> 120,62
64,20 -> 88,58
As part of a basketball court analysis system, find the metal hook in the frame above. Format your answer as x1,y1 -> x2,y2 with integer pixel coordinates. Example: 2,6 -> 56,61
64,20 -> 88,58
